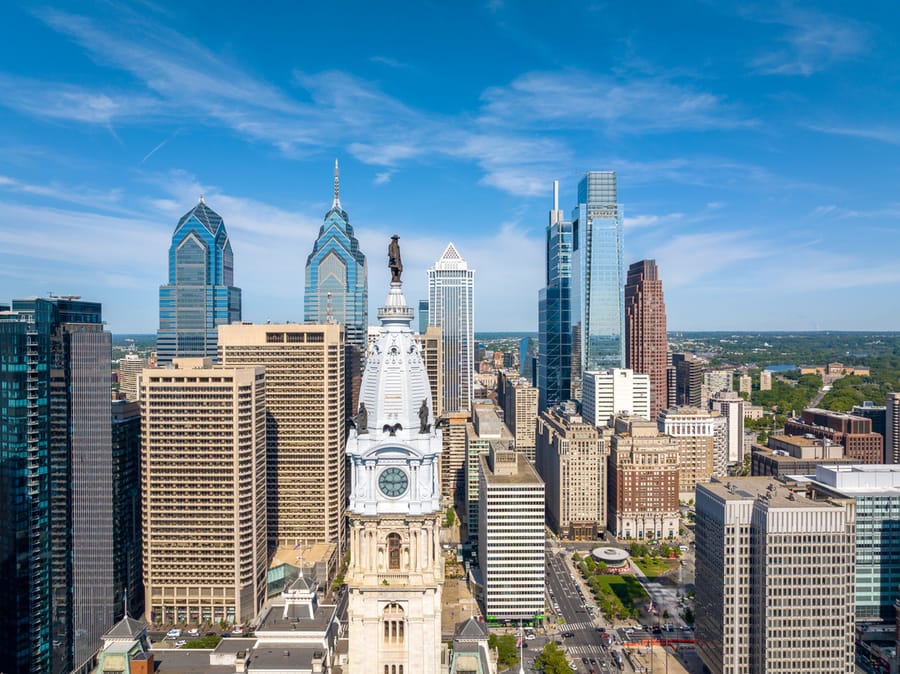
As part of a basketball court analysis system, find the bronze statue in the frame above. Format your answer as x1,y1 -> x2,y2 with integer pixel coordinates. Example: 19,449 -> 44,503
352,402 -> 368,434
418,398 -> 430,433
388,235 -> 402,283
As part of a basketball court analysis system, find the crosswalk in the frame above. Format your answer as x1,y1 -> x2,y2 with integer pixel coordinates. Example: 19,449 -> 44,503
555,620 -> 597,632
566,643 -> 607,656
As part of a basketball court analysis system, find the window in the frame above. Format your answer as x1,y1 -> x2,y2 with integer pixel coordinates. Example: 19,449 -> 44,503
388,533 -> 401,570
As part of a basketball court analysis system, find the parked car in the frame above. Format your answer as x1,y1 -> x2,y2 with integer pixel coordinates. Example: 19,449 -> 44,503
174,640 -> 186,647
166,629 -> 181,639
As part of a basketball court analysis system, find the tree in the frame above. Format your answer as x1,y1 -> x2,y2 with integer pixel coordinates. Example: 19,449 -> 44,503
535,642 -> 573,674
488,633 -> 519,668
444,507 -> 456,528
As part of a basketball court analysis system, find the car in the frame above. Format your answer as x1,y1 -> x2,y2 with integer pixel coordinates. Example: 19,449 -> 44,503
232,626 -> 244,635
590,658 -> 597,665
174,640 -> 186,647
522,642 -> 528,648
187,628 -> 200,636
563,632 -> 575,638
166,629 -> 181,639
582,658 -> 588,664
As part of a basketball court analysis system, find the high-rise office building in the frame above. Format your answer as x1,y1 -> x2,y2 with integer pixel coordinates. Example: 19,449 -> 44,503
218,323 -> 346,551
852,401 -> 886,460
805,464 -> 900,620
624,260 -> 668,420
887,394 -> 900,464
117,353 -> 145,401
672,353 -> 702,407
428,243 -> 475,413
658,407 -> 716,497
157,198 -> 241,365
695,478 -> 855,674
111,400 -> 144,623
581,369 -> 651,428
141,358 -> 267,627
538,180 -> 573,411
417,325 -> 443,418
441,411 -> 470,506
345,254 -> 444,674
304,161 -> 368,414
607,417 -> 680,540
478,447 -> 545,622
0,297 -> 113,674
465,405 -> 513,540
536,403 -> 609,539
498,370 -> 539,462
418,300 -> 429,334
570,171 -> 625,401
710,390 -> 745,464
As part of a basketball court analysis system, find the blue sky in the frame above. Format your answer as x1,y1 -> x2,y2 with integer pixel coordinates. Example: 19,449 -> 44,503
1,1 -> 899,333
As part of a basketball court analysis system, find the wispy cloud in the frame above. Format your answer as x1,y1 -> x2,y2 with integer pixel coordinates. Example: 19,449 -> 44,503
0,175 -> 124,209
647,231 -> 769,287
373,171 -> 393,185
807,124 -> 900,145
625,212 -> 684,230
369,55 -> 410,69
479,71 -> 753,132
748,8 -> 868,76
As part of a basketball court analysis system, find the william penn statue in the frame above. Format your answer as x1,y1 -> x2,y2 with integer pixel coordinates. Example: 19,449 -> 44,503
389,234 -> 403,283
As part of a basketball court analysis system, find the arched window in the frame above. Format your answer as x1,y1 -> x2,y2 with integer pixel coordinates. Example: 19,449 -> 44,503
387,533 -> 401,570
382,603 -> 405,646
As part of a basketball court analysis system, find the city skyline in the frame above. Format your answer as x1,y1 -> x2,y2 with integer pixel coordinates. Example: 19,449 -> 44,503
2,3 -> 900,332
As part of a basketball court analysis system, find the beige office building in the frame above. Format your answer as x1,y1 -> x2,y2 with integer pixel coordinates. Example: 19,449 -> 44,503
218,323 -> 346,552
658,407 -> 716,498
141,358 -> 267,626
117,353 -> 145,401
499,371 -> 538,462
695,478 -> 855,674
608,417 -> 680,539
536,403 -> 609,539
440,410 -> 469,506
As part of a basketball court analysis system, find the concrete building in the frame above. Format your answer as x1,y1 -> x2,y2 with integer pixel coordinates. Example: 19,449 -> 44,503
441,411 -> 469,507
345,266 -> 444,674
624,259 -> 668,421
218,323 -> 346,554
695,477 -> 855,674
607,417 -> 680,540
852,402 -> 886,461
759,370 -> 772,391
710,390 -> 745,465
701,369 -> 733,409
117,353 -> 145,401
478,447 -> 545,621
140,358 -> 267,626
536,403 -> 609,539
785,408 -> 883,464
658,407 -> 716,498
465,405 -> 513,540
712,415 -> 729,478
418,325 -> 443,418
800,464 -> 900,620
498,371 -> 539,462
582,368 -> 651,427
750,434 -> 851,477
885,393 -> 900,464
738,374 -> 752,397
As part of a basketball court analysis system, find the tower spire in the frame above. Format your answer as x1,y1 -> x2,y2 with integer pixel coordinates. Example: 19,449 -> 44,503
333,159 -> 341,209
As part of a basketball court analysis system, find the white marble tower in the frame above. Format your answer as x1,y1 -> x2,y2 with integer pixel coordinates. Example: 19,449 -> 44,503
346,240 -> 444,674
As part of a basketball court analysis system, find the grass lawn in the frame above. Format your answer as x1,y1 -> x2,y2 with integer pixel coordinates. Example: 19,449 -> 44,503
594,574 -> 649,608
633,556 -> 679,579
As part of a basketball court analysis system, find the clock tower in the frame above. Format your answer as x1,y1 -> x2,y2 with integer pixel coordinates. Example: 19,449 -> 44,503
346,237 -> 444,674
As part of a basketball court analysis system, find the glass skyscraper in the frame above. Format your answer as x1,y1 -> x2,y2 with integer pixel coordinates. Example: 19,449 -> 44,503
304,160 -> 368,351
538,180 -> 572,411
0,297 -> 113,674
570,171 -> 625,401
428,243 -> 475,413
157,198 -> 241,365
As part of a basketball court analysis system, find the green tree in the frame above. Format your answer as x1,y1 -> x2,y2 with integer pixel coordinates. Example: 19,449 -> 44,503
444,507 -> 456,528
535,642 -> 573,674
488,633 -> 519,668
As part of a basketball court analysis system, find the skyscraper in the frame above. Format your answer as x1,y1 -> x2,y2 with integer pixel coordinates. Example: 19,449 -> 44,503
581,368 -> 651,427
305,162 -> 368,418
0,297 -> 113,674
624,259 -> 668,420
538,180 -> 572,411
885,393 -> 900,463
570,171 -> 625,400
111,400 -> 144,623
218,323 -> 347,553
141,358 -> 267,627
428,243 -> 475,413
157,198 -> 241,365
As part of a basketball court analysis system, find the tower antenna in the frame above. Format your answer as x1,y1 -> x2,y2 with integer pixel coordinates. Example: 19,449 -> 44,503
333,159 -> 341,209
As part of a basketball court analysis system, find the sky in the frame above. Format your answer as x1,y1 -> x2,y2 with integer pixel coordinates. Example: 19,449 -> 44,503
1,1 -> 899,333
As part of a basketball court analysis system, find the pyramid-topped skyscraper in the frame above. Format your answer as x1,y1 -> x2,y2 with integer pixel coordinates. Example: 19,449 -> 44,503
157,197 -> 241,365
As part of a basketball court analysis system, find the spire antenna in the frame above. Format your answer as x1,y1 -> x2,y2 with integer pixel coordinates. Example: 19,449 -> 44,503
333,159 -> 341,209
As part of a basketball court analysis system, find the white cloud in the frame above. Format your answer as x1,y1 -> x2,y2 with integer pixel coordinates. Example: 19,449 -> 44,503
625,212 -> 684,230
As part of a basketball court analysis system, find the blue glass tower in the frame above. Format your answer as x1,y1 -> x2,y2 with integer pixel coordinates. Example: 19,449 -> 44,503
304,160 -> 368,351
0,297 -> 112,674
569,171 -> 625,401
538,181 -> 572,410
157,198 -> 241,365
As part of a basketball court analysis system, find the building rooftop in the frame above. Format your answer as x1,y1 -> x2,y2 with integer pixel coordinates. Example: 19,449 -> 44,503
811,464 -> 900,495
256,601 -> 336,633
480,450 -> 543,486
247,643 -> 326,671
701,477 -> 827,509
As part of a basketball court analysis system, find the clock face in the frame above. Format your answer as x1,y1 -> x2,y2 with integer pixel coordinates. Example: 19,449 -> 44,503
378,467 -> 409,498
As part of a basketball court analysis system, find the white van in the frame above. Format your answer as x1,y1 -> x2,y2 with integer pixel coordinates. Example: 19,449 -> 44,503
166,629 -> 181,639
